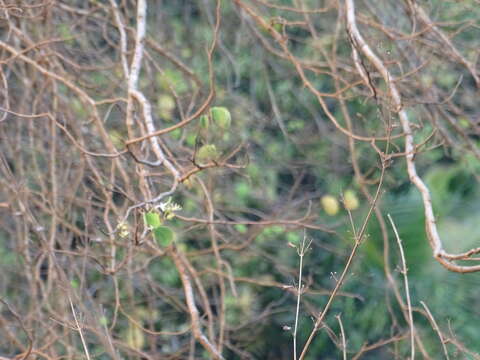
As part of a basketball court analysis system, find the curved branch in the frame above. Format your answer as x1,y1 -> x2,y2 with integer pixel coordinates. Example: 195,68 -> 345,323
345,0 -> 480,273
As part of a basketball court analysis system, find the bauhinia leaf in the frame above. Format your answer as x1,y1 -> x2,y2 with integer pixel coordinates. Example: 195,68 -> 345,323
153,226 -> 175,247
145,211 -> 162,228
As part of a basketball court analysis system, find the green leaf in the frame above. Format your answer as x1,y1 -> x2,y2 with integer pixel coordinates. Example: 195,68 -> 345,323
196,144 -> 219,163
186,134 -> 197,147
170,128 -> 181,140
109,129 -> 124,149
210,107 -> 231,129
156,69 -> 188,94
235,181 -> 250,200
200,114 -> 209,129
235,224 -> 248,233
99,316 -> 108,327
272,22 -> 283,33
286,232 -> 300,244
145,211 -> 162,228
271,225 -> 283,234
153,226 -> 175,247
70,279 -> 79,289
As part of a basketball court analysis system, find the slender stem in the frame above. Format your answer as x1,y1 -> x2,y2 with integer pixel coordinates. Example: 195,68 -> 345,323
420,301 -> 450,360
298,163 -> 385,360
388,214 -> 414,360
169,247 -> 225,360
293,237 -> 307,360
68,296 -> 91,360
336,314 -> 347,360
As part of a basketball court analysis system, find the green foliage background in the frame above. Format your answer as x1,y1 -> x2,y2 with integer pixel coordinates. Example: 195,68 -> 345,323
1,0 -> 480,359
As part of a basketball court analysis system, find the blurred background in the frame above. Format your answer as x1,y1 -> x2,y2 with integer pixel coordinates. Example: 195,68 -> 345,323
1,0 -> 480,359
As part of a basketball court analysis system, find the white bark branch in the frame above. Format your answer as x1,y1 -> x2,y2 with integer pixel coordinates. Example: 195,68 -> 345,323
170,247 -> 225,360
125,0 -> 179,182
406,0 -> 479,87
109,0 -> 130,79
345,0 -> 480,273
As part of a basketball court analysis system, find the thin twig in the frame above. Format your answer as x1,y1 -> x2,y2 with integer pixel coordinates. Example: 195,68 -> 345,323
388,214 -> 415,360
298,159 -> 386,360
293,232 -> 311,360
68,296 -> 92,360
345,0 -> 480,273
420,301 -> 450,360
169,246 -> 225,360
336,314 -> 347,360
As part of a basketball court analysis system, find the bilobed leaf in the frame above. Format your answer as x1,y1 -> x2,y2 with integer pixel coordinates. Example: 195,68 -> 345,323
145,211 -> 162,228
153,226 -> 175,247
196,144 -> 218,163
210,107 -> 231,129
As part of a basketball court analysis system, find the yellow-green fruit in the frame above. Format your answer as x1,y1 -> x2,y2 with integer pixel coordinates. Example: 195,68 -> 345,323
344,190 -> 359,210
157,95 -> 176,120
125,325 -> 145,350
210,107 -> 231,129
321,195 -> 339,216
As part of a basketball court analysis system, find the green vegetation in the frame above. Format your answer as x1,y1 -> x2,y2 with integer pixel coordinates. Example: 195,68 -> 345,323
0,1 -> 480,359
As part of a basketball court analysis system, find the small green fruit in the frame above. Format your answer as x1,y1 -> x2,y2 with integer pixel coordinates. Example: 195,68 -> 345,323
125,325 -> 145,350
